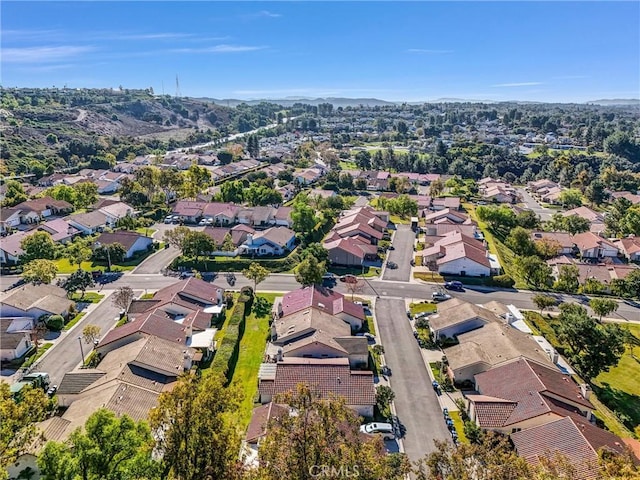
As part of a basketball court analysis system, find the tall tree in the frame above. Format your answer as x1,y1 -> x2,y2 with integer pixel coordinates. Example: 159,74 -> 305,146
20,231 -> 56,263
506,226 -> 535,256
553,264 -> 580,292
38,409 -> 161,480
0,383 -> 54,476
82,324 -> 101,344
112,286 -> 135,315
532,294 -> 557,314
73,182 -> 99,208
61,269 -> 94,298
242,262 -> 269,292
515,256 -> 552,289
589,298 -> 619,322
557,310 -> 627,380
149,373 -> 243,480
65,237 -> 92,270
256,384 -> 407,480
22,259 -> 58,284
558,189 -> 583,209
294,256 -> 325,287
163,226 -> 191,252
1,179 -> 27,207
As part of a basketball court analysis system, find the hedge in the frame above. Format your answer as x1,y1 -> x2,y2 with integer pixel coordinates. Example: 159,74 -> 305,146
172,254 -> 300,274
210,293 -> 252,383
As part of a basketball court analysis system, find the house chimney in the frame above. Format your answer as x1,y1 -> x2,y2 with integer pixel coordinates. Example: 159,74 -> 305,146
216,288 -> 223,304
185,324 -> 193,341
580,383 -> 591,400
183,350 -> 192,371
276,348 -> 283,362
246,234 -> 253,244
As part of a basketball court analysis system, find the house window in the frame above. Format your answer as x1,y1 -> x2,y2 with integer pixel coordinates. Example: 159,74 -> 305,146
511,428 -> 521,433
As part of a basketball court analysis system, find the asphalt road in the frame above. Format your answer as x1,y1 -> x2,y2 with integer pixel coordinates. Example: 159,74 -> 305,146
32,291 -> 123,385
133,245 -> 180,274
105,274 -> 640,322
375,298 -> 451,461
382,225 -> 416,282
516,187 -> 555,222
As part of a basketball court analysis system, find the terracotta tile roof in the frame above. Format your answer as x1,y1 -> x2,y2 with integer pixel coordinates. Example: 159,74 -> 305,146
246,402 -> 289,443
466,394 -> 517,427
436,240 -> 490,268
274,307 -> 351,344
172,200 -> 207,217
563,207 -> 604,223
511,416 -> 630,479
15,196 -> 73,213
105,383 -> 161,421
58,371 -> 107,395
429,301 -> 495,333
281,286 -> 365,321
264,358 -> 375,406
571,232 -> 618,252
67,210 -> 108,229
531,231 -> 574,249
323,237 -> 376,260
334,222 -> 384,241
203,226 -> 253,247
474,358 -> 594,425
254,227 -> 295,247
617,236 -> 640,255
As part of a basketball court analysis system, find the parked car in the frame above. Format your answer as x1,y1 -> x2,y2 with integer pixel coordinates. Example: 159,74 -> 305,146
444,281 -> 464,291
198,219 -> 208,226
387,261 -> 398,269
432,292 -> 452,302
339,274 -> 358,283
406,309 -> 412,319
164,215 -> 173,224
46,384 -> 58,397
414,311 -> 432,320
359,422 -> 395,440
442,407 -> 449,419
388,245 -> 395,250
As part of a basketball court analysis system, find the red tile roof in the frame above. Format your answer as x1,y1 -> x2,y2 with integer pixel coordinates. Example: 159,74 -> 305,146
263,358 -> 375,406
511,417 -> 631,480
281,286 -> 365,321
245,403 -> 289,443
466,395 -> 517,427
95,231 -> 149,251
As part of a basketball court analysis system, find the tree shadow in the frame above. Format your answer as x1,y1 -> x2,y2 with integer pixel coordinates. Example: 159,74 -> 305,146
591,382 -> 640,429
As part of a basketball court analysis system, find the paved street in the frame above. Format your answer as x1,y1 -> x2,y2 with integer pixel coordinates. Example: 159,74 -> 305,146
382,225 -> 416,282
516,187 -> 556,222
105,273 -> 640,321
133,245 -> 180,274
375,298 -> 451,461
33,291 -> 122,385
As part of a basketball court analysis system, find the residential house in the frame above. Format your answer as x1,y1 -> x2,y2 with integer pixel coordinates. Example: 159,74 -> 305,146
422,208 -> 470,225
97,278 -> 225,357
530,231 -> 575,255
563,206 -> 606,234
239,227 -> 296,256
295,168 -> 323,185
273,206 -> 294,228
52,336 -> 197,440
238,206 -> 277,228
547,257 -> 638,291
14,196 -> 74,222
269,307 -> 368,368
0,231 -> 27,265
0,284 -> 71,319
94,231 -> 153,259
0,207 -> 22,234
571,232 -> 619,258
443,321 -> 553,383
203,202 -> 240,226
0,317 -> 34,361
66,210 -> 110,234
171,200 -> 207,224
422,223 -> 479,239
610,191 -> 640,205
275,285 -> 365,330
431,197 -> 461,211
614,236 -> 640,262
97,201 -> 137,223
257,358 -> 375,417
421,231 -> 493,277
324,236 -> 378,267
202,224 -> 255,255
243,402 -> 289,465
38,218 -> 81,243
428,298 -> 495,340
511,417 -> 636,479
528,179 -> 559,194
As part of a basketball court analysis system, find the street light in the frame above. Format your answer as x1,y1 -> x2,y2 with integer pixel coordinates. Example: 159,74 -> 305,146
77,336 -> 85,365
94,241 -> 111,272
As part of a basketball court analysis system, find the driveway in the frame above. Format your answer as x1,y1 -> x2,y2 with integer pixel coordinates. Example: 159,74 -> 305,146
133,245 -> 180,274
31,291 -> 125,385
382,225 -> 415,282
516,187 -> 556,222
375,298 -> 451,461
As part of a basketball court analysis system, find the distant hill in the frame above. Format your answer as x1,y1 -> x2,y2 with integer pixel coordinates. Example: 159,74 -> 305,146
200,97 -> 397,107
586,99 -> 640,106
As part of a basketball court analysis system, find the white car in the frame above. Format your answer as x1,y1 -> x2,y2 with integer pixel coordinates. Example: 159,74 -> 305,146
198,219 -> 208,226
360,422 -> 395,440
164,216 -> 173,224
432,292 -> 452,302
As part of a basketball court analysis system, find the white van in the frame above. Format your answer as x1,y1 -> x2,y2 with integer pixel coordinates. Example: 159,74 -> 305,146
359,422 -> 395,440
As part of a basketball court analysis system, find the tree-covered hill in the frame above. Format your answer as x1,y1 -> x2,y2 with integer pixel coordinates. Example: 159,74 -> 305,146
0,87 -> 284,176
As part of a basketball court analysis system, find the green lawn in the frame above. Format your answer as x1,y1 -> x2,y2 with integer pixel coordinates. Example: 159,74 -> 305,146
53,258 -> 96,273
70,292 -> 105,303
449,411 -> 469,444
410,302 -> 438,316
339,160 -> 358,170
140,293 -> 155,299
22,343 -> 53,368
327,265 -> 379,277
593,323 -> 640,434
389,215 -> 410,225
135,227 -> 157,237
229,293 -> 276,433
63,312 -> 85,331
523,311 -> 638,436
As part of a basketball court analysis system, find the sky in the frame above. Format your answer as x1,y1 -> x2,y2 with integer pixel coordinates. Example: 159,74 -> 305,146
2,1 -> 639,103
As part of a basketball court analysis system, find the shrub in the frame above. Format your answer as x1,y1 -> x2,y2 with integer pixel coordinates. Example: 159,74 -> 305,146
491,274 -> 515,288
46,314 -> 64,331
210,300 -> 247,382
415,317 -> 430,330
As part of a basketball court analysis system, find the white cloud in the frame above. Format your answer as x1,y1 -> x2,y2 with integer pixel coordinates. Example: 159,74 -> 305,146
115,32 -> 196,40
2,45 -> 95,63
492,82 -> 544,87
170,44 -> 266,53
407,49 -> 453,54
256,10 -> 281,18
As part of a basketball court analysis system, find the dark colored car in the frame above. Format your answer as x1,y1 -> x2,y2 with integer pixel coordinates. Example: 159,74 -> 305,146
444,281 -> 464,291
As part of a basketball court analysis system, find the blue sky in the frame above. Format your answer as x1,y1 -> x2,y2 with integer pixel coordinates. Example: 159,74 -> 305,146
2,1 -> 639,102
